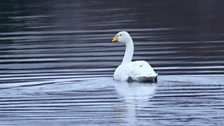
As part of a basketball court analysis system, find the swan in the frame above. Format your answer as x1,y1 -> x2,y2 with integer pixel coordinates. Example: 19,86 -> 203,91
112,31 -> 158,83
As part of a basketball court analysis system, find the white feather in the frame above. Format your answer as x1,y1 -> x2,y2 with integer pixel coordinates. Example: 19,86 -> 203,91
112,31 -> 158,82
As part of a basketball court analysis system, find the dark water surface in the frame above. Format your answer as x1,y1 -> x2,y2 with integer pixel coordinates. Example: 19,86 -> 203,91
0,0 -> 224,126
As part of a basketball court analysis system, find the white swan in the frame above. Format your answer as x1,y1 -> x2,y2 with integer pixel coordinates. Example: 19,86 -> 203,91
112,31 -> 158,83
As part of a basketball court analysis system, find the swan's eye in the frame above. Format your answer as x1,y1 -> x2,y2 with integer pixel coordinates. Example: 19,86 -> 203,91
119,34 -> 122,36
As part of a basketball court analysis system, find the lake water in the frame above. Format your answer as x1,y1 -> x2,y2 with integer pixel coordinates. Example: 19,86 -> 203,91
0,0 -> 224,126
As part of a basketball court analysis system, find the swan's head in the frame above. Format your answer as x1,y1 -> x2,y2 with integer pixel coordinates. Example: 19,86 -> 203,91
112,31 -> 132,44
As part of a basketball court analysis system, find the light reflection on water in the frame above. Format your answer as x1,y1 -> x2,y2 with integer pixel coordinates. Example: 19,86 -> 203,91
0,76 -> 224,126
115,81 -> 157,126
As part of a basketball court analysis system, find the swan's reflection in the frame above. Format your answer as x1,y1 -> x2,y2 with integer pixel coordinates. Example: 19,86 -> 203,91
114,81 -> 157,126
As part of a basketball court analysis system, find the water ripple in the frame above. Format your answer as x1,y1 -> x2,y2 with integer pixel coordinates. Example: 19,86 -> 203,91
1,0 -> 224,126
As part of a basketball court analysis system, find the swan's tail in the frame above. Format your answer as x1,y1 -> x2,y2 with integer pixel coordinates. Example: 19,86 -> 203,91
138,76 -> 158,83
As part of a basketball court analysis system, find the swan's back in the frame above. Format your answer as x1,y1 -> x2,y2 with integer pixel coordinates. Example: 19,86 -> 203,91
130,61 -> 157,75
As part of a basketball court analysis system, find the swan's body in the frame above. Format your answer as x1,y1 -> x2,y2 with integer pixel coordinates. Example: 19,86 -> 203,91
112,31 -> 158,83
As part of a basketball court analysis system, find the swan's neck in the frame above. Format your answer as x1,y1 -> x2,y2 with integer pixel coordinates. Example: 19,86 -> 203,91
122,38 -> 134,64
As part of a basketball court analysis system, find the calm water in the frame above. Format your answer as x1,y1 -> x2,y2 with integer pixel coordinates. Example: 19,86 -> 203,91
0,0 -> 224,126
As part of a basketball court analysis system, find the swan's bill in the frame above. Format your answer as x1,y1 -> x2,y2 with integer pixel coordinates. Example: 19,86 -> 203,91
112,35 -> 119,42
